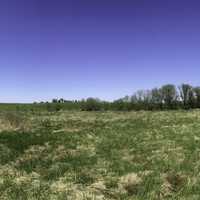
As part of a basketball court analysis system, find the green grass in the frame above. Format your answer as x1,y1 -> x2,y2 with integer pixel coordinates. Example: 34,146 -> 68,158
0,110 -> 200,199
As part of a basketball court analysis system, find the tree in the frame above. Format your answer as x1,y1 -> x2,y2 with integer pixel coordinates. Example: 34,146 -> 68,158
179,84 -> 193,108
58,98 -> 65,103
188,89 -> 195,109
160,84 -> 178,109
151,88 -> 163,109
81,98 -> 102,111
122,95 -> 130,102
52,99 -> 58,103
194,87 -> 200,108
129,90 -> 152,110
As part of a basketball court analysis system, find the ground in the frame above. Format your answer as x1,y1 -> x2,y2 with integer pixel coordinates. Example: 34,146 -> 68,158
0,110 -> 200,199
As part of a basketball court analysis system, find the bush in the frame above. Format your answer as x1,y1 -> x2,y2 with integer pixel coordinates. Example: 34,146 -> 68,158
81,98 -> 102,111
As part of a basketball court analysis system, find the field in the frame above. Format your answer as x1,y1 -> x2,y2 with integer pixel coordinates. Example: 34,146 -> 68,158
0,110 -> 200,199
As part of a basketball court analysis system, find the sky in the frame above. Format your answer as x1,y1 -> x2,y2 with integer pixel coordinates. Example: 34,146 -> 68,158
1,0 -> 200,103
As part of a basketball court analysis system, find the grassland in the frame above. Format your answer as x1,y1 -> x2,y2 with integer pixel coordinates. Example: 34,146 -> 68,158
0,110 -> 200,199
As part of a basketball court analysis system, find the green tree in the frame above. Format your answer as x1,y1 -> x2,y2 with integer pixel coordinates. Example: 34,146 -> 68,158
151,88 -> 163,109
194,87 -> 200,108
179,84 -> 193,109
82,98 -> 102,111
160,84 -> 178,109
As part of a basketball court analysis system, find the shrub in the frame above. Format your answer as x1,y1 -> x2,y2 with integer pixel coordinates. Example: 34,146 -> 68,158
81,98 -> 102,111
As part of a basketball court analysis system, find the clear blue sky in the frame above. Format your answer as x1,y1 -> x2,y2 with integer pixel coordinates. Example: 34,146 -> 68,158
1,0 -> 200,102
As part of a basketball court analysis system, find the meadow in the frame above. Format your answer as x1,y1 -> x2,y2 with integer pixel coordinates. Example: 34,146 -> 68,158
0,110 -> 200,199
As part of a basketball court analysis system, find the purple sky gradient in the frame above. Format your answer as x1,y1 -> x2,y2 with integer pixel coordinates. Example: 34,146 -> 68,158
1,0 -> 200,102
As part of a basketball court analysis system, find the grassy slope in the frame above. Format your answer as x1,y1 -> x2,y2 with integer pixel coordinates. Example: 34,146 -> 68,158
0,110 -> 200,199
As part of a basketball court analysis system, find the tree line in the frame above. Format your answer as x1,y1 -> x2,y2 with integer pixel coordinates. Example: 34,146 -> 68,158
32,83 -> 200,112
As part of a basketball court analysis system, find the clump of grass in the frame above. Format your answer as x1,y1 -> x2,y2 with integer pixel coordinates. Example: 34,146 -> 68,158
39,119 -> 54,132
165,173 -> 186,192
1,112 -> 30,131
0,175 -> 51,200
0,131 -> 54,153
3,112 -> 24,126
105,177 -> 119,189
45,162 -> 69,180
119,173 -> 142,196
75,169 -> 96,185
0,144 -> 13,164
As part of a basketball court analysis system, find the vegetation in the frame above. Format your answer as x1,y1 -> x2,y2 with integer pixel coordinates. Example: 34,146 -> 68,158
0,110 -> 200,199
1,83 -> 200,112
0,83 -> 200,199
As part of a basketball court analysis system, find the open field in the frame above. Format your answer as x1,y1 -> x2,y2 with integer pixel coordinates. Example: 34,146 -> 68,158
0,110 -> 200,199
